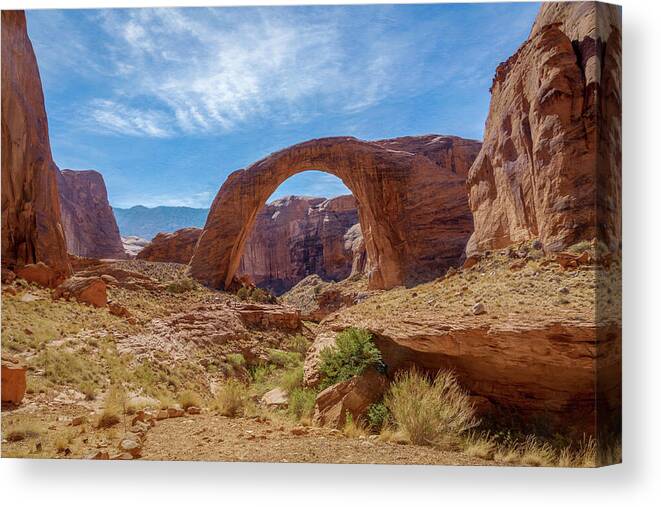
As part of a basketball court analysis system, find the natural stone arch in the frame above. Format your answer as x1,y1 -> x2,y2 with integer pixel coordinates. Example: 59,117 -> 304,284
190,135 -> 481,290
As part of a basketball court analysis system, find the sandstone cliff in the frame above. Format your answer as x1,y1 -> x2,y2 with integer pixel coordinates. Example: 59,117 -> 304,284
465,1 -> 621,256
137,227 -> 202,264
57,169 -> 125,259
1,11 -> 70,280
238,195 -> 363,294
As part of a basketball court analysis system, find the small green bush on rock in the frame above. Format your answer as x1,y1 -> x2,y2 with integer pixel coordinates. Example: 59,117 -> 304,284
318,327 -> 382,389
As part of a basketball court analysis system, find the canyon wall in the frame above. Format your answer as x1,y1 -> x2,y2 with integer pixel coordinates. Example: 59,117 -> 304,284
465,1 -> 621,255
1,11 -> 70,280
238,195 -> 362,294
58,169 -> 126,259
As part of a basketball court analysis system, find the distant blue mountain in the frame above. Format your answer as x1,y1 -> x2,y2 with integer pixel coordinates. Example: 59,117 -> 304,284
112,205 -> 209,240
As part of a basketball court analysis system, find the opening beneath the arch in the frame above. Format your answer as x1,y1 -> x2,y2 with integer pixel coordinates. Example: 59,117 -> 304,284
236,170 -> 369,296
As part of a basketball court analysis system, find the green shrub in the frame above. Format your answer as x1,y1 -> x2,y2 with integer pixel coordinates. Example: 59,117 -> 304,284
366,401 -> 390,432
567,240 -> 593,254
267,348 -> 302,368
236,286 -> 250,301
166,278 -> 196,294
318,328 -> 382,389
279,365 -> 304,393
226,353 -> 246,367
384,369 -> 477,446
288,388 -> 316,422
284,334 -> 310,354
177,389 -> 202,410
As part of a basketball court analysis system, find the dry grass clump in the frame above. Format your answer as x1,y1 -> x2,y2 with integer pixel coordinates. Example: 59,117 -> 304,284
177,389 -> 203,410
212,379 -> 248,417
4,420 -> 43,442
284,334 -> 310,355
287,388 -> 316,423
463,432 -> 497,460
343,414 -> 368,438
384,369 -> 477,446
96,385 -> 126,429
557,436 -> 597,467
518,435 -> 557,467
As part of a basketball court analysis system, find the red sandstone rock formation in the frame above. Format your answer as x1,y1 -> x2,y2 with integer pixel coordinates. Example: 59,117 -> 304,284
53,276 -> 107,307
137,227 -> 202,264
238,195 -> 362,294
191,135 -> 480,290
1,356 -> 27,406
1,11 -> 70,281
466,2 -> 621,256
313,368 -> 388,429
57,169 -> 126,259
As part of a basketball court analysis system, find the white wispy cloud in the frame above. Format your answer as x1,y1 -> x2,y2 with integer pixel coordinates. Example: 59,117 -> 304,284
56,7 -> 438,138
86,99 -> 174,138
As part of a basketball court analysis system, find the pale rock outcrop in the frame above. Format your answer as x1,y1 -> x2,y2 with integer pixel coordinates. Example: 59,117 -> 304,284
1,11 -> 70,281
466,2 -> 621,255
57,169 -> 125,259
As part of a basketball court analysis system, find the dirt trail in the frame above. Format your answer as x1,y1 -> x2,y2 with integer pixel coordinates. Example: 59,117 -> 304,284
139,413 -> 492,465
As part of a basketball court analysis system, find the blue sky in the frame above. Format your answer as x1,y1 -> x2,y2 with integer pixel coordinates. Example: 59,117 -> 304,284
26,3 -> 539,208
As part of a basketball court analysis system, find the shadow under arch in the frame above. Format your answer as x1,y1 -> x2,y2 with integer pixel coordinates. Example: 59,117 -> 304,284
190,135 -> 480,290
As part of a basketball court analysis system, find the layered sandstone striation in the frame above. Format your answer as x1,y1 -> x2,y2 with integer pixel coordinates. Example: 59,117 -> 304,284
466,2 -> 621,256
238,195 -> 362,294
57,169 -> 125,259
1,11 -> 70,280
137,227 -> 202,264
192,135 -> 481,290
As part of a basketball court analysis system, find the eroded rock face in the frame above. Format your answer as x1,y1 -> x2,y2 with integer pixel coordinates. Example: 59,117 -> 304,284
1,11 -> 70,280
137,227 -> 202,264
466,2 -> 621,255
57,169 -> 125,259
191,135 -> 481,290
238,195 -> 362,294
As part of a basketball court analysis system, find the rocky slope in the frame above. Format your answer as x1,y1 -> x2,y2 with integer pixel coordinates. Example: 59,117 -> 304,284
57,169 -> 125,259
238,195 -> 363,294
1,11 -> 70,281
303,243 -> 621,435
137,227 -> 202,264
192,135 -> 481,290
466,2 -> 621,256
113,205 -> 208,240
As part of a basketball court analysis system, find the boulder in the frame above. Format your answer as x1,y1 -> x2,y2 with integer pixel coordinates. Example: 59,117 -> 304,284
313,368 -> 389,428
260,387 -> 289,408
53,276 -> 107,307
303,331 -> 338,388
136,227 -> 202,264
1,267 -> 16,284
465,2 -> 621,256
1,357 -> 27,405
15,262 -> 60,288
191,135 -> 480,291
57,169 -> 126,259
1,11 -> 71,279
